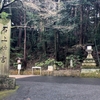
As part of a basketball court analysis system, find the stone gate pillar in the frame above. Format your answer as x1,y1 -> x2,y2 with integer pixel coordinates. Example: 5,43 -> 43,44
0,19 -> 15,90
0,20 -> 11,76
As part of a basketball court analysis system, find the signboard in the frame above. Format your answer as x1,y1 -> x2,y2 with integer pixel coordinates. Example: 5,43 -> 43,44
0,20 -> 11,76
48,66 -> 53,71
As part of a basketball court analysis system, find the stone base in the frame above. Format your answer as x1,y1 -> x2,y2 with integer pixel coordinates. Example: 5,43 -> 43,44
82,58 -> 96,66
81,69 -> 100,73
82,65 -> 96,69
0,76 -> 16,90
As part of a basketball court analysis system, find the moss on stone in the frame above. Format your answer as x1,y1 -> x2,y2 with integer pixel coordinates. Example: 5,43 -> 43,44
0,19 -> 9,25
0,86 -> 19,100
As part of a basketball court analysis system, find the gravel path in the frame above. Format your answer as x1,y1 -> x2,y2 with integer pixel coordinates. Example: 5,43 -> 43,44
3,76 -> 100,100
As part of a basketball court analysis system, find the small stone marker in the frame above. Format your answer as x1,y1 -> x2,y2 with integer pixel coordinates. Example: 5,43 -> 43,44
47,66 -> 54,76
70,59 -> 73,68
48,66 -> 54,71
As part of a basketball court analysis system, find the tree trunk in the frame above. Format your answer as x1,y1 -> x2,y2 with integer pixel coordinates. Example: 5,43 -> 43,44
43,32 -> 47,56
84,7 -> 89,43
24,10 -> 26,61
18,22 -> 22,47
54,30 -> 59,61
79,4 -> 83,45
95,1 -> 99,28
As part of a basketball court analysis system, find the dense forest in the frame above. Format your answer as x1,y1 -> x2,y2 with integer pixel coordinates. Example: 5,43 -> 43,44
1,0 -> 100,69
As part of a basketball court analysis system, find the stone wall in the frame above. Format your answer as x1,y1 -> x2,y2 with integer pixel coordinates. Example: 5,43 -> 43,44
0,77 -> 16,90
42,69 -> 81,76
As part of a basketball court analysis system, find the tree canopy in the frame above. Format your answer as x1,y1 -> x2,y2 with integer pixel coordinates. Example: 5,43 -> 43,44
1,0 -> 100,69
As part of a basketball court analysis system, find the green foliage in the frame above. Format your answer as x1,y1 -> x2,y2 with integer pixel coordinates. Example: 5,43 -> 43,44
35,58 -> 55,68
0,12 -> 9,25
66,55 -> 81,67
45,58 -> 55,65
54,61 -> 64,69
10,47 -> 23,67
9,0 -> 100,69
66,54 -> 80,61
0,12 -> 9,19
35,58 -> 64,69
35,62 -> 45,67
13,62 -> 17,67
74,47 -> 85,61
12,52 -> 23,58
0,86 -> 19,99
81,71 -> 100,78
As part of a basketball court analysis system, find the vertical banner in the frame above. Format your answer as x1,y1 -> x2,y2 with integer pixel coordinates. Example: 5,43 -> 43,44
0,20 -> 11,76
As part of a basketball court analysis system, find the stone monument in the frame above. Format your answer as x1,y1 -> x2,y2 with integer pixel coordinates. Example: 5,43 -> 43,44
81,45 -> 98,73
70,59 -> 73,68
0,19 -> 15,90
82,45 -> 96,67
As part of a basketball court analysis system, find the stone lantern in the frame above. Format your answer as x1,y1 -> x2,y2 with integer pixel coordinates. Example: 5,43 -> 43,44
82,45 -> 96,67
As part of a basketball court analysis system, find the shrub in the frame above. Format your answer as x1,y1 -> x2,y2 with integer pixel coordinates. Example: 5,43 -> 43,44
35,58 -> 64,69
66,55 -> 81,68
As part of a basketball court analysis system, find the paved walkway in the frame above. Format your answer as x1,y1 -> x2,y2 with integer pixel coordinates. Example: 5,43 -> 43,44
3,76 -> 100,100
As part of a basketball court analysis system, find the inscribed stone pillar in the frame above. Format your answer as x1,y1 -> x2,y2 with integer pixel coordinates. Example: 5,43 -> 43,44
0,19 -> 15,90
0,20 -> 11,76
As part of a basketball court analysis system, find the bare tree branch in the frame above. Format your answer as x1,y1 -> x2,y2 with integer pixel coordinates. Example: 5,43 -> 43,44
3,0 -> 17,7
0,0 -> 18,13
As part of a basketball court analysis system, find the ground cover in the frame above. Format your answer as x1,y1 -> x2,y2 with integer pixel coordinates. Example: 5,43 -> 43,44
0,86 -> 19,100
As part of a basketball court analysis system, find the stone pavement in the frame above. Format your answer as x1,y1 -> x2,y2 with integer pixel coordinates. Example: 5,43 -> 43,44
3,76 -> 100,100
9,75 -> 35,79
